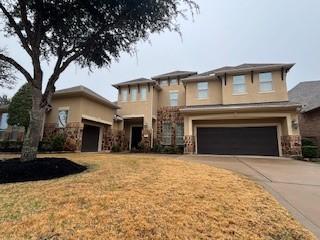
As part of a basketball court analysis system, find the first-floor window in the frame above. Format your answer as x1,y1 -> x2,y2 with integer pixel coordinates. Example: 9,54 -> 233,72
0,113 -> 8,130
162,122 -> 172,145
170,91 -> 179,106
58,110 -> 68,128
176,123 -> 184,146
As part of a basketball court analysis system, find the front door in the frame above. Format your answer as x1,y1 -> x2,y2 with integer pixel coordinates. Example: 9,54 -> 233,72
131,127 -> 143,150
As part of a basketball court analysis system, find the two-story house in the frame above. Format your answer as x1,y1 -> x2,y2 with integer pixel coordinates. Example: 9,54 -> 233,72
113,64 -> 301,157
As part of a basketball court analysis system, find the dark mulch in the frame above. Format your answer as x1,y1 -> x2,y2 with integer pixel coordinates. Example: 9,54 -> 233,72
0,158 -> 87,184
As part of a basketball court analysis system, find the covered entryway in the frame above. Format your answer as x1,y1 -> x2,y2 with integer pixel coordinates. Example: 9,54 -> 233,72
131,126 -> 143,149
81,124 -> 100,152
197,126 -> 279,156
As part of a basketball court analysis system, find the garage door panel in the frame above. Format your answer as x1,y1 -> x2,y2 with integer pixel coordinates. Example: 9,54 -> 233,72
197,126 -> 279,156
81,124 -> 100,152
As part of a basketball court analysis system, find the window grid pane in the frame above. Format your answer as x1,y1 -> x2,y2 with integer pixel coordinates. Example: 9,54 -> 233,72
170,92 -> 179,106
233,75 -> 246,94
259,73 -> 273,92
176,124 -> 184,146
170,79 -> 177,85
140,87 -> 147,101
162,123 -> 172,145
131,88 -> 137,101
58,110 -> 68,128
122,90 -> 128,101
198,82 -> 208,99
0,113 -> 8,130
160,80 -> 168,86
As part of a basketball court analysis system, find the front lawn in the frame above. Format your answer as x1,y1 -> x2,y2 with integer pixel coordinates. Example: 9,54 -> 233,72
0,153 -> 315,239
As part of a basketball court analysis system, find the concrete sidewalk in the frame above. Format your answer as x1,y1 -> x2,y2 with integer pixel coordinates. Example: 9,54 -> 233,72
179,155 -> 320,238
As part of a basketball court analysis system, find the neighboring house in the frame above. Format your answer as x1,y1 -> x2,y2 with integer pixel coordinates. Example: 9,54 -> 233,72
0,105 -> 24,142
0,86 -> 119,152
289,81 -> 320,149
113,64 -> 301,157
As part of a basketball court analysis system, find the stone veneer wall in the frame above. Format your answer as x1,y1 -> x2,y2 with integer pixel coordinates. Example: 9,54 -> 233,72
141,128 -> 152,151
281,135 -> 302,156
102,128 -> 128,151
156,106 -> 184,146
184,135 -> 195,154
298,110 -> 320,150
43,122 -> 83,151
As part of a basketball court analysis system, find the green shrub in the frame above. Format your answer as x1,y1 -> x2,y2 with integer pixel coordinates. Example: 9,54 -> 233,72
302,138 -> 316,147
152,144 -> 162,153
50,134 -> 66,151
111,144 -> 121,153
302,146 -> 318,158
0,141 -> 23,152
38,141 -> 53,152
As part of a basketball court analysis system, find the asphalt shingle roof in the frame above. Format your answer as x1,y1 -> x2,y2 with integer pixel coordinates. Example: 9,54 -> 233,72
55,85 -> 119,109
289,80 -> 320,112
183,63 -> 294,81
152,70 -> 197,79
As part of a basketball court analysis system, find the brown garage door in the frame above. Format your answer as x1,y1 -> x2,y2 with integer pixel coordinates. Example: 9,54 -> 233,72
197,126 -> 279,156
81,124 -> 100,152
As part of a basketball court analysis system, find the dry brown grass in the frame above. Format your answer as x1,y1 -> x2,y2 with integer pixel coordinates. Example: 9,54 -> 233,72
0,153 -> 315,240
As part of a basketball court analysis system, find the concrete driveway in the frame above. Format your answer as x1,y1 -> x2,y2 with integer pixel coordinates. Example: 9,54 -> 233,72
179,155 -> 320,238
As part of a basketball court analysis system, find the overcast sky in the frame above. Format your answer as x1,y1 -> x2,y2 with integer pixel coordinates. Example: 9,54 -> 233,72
1,0 -> 320,101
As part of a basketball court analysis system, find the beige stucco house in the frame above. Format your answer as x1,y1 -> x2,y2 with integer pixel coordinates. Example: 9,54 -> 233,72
0,86 -> 119,152
0,63 -> 302,156
112,64 -> 301,157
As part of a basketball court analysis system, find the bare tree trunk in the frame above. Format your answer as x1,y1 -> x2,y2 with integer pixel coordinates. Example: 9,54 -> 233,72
20,86 -> 44,161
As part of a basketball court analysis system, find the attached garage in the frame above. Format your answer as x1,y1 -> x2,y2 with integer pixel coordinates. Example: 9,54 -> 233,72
196,126 -> 280,156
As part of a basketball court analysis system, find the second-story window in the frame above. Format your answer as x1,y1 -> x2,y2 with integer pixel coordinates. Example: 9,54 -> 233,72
121,89 -> 128,102
131,87 -> 137,102
170,79 -> 178,85
259,72 -> 273,92
197,82 -> 208,99
170,91 -> 179,106
160,80 -> 168,87
140,87 -> 147,101
233,75 -> 247,94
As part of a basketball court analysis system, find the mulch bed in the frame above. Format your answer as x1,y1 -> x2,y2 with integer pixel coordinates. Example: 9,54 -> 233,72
0,158 -> 87,184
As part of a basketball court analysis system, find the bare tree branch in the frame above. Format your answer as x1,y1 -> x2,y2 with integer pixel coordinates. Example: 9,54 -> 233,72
0,53 -> 33,85
0,2 -> 33,57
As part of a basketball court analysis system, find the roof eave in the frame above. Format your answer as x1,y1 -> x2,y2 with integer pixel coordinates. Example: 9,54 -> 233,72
214,64 -> 295,76
180,104 -> 301,114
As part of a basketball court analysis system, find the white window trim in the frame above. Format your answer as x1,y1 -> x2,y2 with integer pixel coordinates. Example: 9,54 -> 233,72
232,75 -> 247,95
169,90 -> 179,107
162,122 -> 172,145
57,109 -> 69,128
140,87 -> 147,101
197,82 -> 208,100
121,89 -> 128,102
170,79 -> 178,85
130,87 -> 137,102
259,72 -> 273,93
